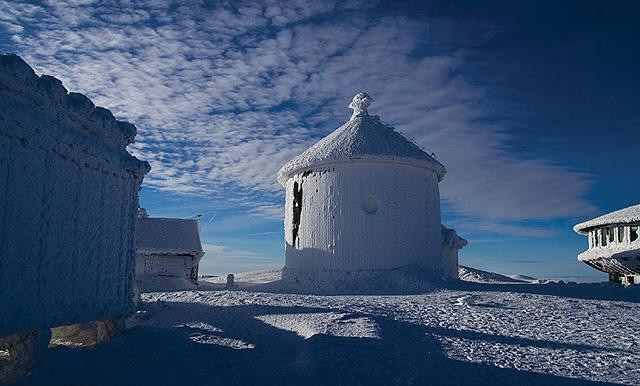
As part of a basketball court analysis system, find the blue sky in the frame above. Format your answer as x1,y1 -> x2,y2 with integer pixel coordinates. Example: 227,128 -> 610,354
2,0 -> 638,281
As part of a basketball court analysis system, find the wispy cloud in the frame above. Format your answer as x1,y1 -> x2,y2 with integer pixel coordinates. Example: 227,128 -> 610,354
0,0 -> 595,234
200,243 -> 280,274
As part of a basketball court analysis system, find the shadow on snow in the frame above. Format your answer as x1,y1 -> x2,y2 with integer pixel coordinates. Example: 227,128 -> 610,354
20,300 -> 622,386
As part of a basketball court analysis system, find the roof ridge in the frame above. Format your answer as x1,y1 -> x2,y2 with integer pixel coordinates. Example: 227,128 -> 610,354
574,204 -> 640,234
277,95 -> 446,185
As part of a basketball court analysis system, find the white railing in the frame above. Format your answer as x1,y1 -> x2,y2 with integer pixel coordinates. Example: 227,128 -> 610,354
589,225 -> 640,249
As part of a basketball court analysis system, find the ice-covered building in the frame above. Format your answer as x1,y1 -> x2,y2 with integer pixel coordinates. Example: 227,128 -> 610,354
442,226 -> 469,279
134,210 -> 204,283
277,92 -> 466,283
574,204 -> 640,286
0,54 -> 149,381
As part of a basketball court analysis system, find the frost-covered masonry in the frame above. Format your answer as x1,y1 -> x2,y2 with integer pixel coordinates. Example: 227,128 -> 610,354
0,54 -> 150,337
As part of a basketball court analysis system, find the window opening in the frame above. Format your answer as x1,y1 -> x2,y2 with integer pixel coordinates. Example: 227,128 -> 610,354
601,229 -> 607,246
631,226 -> 639,242
292,181 -> 303,246
619,227 -> 626,243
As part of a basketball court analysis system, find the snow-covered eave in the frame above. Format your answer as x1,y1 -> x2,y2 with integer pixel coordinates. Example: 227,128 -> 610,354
277,156 -> 446,186
573,204 -> 640,234
578,246 -> 640,261
442,224 -> 468,249
574,221 -> 640,235
574,219 -> 640,235
578,247 -> 640,275
136,249 -> 205,258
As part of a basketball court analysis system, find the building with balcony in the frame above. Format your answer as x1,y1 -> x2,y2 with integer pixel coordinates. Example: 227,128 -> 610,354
574,204 -> 640,286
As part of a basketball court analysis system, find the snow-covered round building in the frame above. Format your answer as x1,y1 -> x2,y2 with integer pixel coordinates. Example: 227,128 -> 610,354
277,93 -> 465,283
574,204 -> 640,286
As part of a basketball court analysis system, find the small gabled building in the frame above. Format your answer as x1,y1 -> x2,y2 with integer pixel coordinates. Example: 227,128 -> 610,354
134,210 -> 205,283
442,226 -> 468,279
574,204 -> 640,286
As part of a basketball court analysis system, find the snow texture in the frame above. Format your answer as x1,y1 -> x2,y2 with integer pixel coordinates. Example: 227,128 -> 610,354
577,247 -> 640,276
458,266 -> 526,284
280,94 -> 461,283
574,204 -> 640,234
573,204 -> 640,276
134,217 -> 204,282
441,226 -> 467,279
19,269 -> 640,385
277,94 -> 446,186
282,161 -> 447,281
0,53 -> 149,337
135,217 -> 203,257
203,266 -> 524,288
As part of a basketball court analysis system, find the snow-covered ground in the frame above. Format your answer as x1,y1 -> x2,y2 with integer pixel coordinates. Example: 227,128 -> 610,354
19,268 -> 640,385
458,265 -> 527,283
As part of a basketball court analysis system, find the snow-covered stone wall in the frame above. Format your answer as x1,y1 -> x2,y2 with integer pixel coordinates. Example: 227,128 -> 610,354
0,54 -> 150,337
282,161 -> 443,282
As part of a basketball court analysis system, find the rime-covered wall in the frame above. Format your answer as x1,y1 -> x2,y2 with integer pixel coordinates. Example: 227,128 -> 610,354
0,54 -> 150,337
441,227 -> 467,280
135,255 -> 200,282
282,161 -> 443,281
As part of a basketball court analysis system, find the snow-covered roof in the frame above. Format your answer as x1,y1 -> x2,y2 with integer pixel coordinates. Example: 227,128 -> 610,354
277,93 -> 446,185
442,225 -> 468,249
135,217 -> 204,256
574,204 -> 640,234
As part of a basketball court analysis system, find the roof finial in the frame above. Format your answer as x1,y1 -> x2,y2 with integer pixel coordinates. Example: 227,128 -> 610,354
348,92 -> 372,118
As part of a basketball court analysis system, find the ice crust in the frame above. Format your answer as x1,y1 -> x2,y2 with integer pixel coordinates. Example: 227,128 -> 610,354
277,98 -> 446,185
135,217 -> 204,256
0,54 -> 149,336
27,268 -> 640,385
574,204 -> 640,233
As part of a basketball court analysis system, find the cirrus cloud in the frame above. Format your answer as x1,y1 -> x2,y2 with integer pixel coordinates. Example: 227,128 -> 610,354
0,0 -> 595,235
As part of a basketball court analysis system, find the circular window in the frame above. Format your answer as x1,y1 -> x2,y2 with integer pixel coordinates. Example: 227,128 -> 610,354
361,195 -> 378,214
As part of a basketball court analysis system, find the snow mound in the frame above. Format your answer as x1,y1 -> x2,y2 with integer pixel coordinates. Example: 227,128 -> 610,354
204,270 -> 283,285
509,274 -> 537,282
260,265 -> 441,295
135,277 -> 201,293
458,266 -> 526,284
255,312 -> 380,339
202,266 -> 441,295
203,266 -> 530,293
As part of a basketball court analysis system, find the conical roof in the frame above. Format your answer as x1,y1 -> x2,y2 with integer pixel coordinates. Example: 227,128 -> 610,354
277,93 -> 446,185
574,204 -> 640,234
